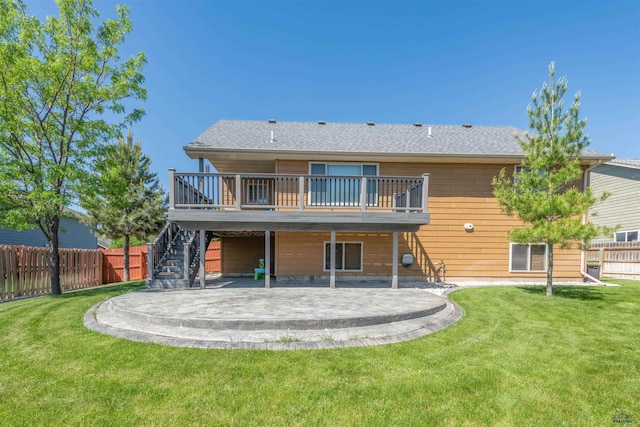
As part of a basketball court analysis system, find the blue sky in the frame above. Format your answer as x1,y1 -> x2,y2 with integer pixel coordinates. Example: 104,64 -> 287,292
27,0 -> 640,188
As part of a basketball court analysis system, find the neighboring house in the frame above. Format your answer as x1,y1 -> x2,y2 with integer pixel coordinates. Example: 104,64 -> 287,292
97,238 -> 112,250
589,158 -> 640,243
0,208 -> 97,249
148,119 -> 612,288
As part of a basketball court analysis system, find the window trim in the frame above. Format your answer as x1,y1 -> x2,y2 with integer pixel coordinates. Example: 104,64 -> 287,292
323,241 -> 363,272
509,243 -> 548,272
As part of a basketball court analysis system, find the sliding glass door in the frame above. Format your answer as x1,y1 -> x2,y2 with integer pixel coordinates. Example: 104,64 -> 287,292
310,163 -> 377,206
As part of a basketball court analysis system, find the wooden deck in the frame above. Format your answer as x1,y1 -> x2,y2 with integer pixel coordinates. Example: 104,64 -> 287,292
168,171 -> 430,232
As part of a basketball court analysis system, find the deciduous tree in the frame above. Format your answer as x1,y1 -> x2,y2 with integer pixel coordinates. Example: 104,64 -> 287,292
492,62 -> 609,297
0,0 -> 145,294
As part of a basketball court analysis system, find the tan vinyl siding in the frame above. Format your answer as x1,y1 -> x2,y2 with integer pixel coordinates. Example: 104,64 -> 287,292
590,164 -> 640,242
273,160 -> 582,279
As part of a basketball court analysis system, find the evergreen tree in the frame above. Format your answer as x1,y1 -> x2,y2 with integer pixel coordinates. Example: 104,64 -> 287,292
82,129 -> 166,282
492,62 -> 609,297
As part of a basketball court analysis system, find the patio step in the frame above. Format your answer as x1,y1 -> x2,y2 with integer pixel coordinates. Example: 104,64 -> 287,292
146,278 -> 191,289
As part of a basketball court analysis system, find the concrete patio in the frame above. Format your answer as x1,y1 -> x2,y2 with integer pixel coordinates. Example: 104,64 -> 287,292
84,276 -> 462,350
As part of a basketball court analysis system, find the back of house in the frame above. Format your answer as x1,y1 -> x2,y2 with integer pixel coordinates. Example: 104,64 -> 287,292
153,119 -> 612,287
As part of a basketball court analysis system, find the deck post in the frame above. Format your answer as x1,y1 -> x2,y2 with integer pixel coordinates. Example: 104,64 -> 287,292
299,176 -> 305,211
330,230 -> 336,289
199,230 -> 206,289
422,173 -> 430,212
183,239 -> 189,281
265,230 -> 271,289
360,177 -> 367,212
235,174 -> 242,210
405,187 -> 410,212
392,232 -> 398,289
168,169 -> 175,208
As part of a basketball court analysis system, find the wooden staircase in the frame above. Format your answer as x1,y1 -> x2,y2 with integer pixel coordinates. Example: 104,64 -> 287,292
146,222 -> 212,289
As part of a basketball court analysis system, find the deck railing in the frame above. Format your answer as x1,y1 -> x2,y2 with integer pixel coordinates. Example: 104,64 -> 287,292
169,170 -> 429,213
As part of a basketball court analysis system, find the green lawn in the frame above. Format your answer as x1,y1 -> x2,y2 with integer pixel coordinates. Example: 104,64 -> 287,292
1,279 -> 638,426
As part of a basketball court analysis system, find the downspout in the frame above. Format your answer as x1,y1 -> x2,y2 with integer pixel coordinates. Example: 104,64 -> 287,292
581,159 -> 606,284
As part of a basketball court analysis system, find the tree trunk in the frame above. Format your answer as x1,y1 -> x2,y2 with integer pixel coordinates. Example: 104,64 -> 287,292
124,234 -> 130,282
48,216 -> 62,295
546,243 -> 554,297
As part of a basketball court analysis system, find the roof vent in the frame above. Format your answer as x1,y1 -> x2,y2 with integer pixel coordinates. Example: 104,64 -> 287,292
318,120 -> 326,125
367,121 -> 375,126
462,123 -> 472,128
268,119 -> 276,124
428,126 -> 432,138
413,122 -> 422,127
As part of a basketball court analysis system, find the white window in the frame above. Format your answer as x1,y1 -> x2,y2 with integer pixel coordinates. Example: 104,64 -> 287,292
309,163 -> 378,206
510,243 -> 547,272
615,230 -> 639,242
324,242 -> 363,272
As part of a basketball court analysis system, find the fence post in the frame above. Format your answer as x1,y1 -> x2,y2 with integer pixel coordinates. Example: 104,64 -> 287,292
598,247 -> 604,274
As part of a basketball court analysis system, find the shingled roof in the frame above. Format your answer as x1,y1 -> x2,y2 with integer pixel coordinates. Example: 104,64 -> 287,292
184,119 -> 610,161
607,158 -> 640,169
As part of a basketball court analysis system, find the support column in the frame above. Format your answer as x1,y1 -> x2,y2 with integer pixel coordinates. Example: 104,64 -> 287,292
330,230 -> 336,289
392,232 -> 398,289
199,230 -> 206,289
265,230 -> 271,289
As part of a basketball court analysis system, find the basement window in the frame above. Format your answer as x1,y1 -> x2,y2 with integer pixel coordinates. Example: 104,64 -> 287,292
324,242 -> 363,272
510,243 -> 547,272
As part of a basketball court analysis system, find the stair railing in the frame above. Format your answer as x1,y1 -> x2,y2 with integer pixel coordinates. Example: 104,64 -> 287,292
148,221 -> 181,280
182,230 -> 201,286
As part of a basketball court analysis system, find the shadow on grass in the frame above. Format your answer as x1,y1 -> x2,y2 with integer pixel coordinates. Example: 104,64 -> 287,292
58,281 -> 145,299
517,285 -> 605,301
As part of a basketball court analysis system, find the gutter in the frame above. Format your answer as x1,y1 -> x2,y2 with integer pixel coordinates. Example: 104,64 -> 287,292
580,159 -> 606,285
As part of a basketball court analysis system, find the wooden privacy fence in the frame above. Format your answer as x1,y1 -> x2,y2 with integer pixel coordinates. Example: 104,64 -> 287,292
101,241 -> 221,284
206,241 -> 221,273
0,245 -> 102,302
101,245 -> 148,283
587,241 -> 640,281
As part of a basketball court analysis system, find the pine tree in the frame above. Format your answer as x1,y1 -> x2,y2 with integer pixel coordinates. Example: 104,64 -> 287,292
492,62 -> 609,297
82,129 -> 166,282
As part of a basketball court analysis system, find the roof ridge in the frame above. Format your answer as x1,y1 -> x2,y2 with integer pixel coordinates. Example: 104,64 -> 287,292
215,119 -> 521,129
